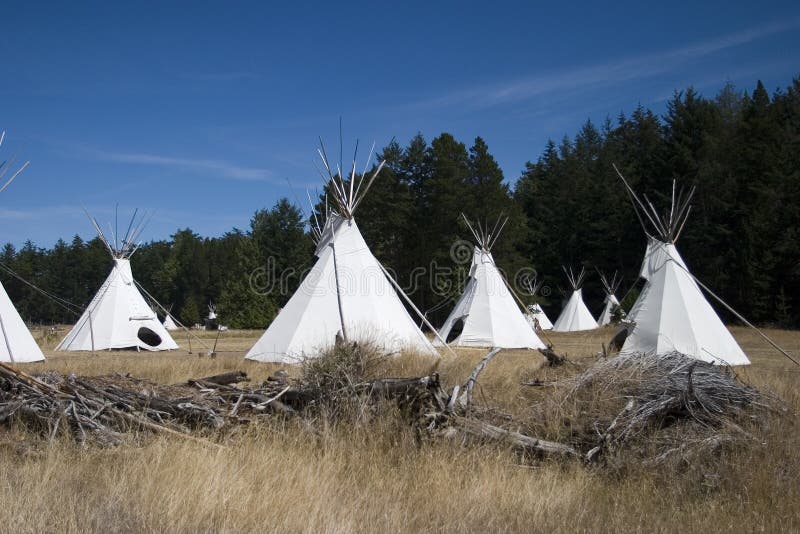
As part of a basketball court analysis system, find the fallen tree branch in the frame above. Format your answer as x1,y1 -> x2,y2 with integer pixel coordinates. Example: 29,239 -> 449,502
458,348 -> 502,408
538,347 -> 567,367
452,416 -> 579,458
188,371 -> 248,386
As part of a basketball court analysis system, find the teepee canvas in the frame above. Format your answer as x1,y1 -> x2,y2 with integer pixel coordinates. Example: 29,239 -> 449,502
597,270 -> 623,326
552,267 -> 597,332
1,274 -> 46,363
614,171 -> 749,365
163,313 -> 178,331
57,211 -> 178,352
436,216 -> 545,349
0,131 -> 45,363
519,273 -> 553,331
246,142 -> 438,363
526,304 -> 553,331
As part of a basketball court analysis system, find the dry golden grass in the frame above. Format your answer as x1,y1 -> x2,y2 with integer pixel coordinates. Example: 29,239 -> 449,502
0,325 -> 797,532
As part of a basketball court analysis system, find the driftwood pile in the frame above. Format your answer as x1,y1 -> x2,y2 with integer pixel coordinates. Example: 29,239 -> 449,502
0,364 -> 293,448
552,352 -> 779,465
0,352 -> 576,456
0,348 -> 775,467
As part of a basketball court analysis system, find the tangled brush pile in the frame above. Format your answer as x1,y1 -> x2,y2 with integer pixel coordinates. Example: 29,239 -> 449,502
530,352 -> 782,469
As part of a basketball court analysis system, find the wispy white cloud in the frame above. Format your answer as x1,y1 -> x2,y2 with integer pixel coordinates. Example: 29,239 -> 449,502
417,18 -> 800,110
90,150 -> 277,182
0,208 -> 40,220
0,205 -> 85,221
648,57 -> 800,103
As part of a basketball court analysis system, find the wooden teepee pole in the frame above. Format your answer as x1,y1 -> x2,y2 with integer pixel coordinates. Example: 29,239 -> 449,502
329,221 -> 348,342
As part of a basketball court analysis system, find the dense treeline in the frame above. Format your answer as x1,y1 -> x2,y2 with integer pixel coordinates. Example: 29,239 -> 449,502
1,77 -> 798,329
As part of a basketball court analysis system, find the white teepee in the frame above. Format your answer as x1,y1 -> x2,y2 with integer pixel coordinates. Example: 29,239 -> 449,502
520,273 -> 553,331
614,171 -> 749,365
0,131 -> 45,363
436,216 -> 546,349
552,267 -> 598,332
526,304 -> 553,331
163,314 -> 178,331
246,142 -> 438,363
1,276 -> 46,363
57,210 -> 178,352
597,270 -> 623,326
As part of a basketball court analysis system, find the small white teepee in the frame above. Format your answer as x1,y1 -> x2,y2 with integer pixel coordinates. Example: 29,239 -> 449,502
163,314 -> 178,331
57,210 -> 178,352
246,141 -> 438,363
614,171 -> 750,366
597,270 -> 623,326
526,304 -> 553,331
520,273 -> 553,331
0,131 -> 45,363
552,267 -> 597,332
436,216 -> 546,349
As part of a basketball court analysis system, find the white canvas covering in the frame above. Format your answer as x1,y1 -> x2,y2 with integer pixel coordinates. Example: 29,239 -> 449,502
552,289 -> 598,332
0,131 -> 44,363
0,280 -> 46,362
621,239 -> 750,365
57,259 -> 178,352
436,247 -> 545,349
526,303 -> 553,331
597,294 -> 620,326
163,314 -> 178,331
246,215 -> 437,363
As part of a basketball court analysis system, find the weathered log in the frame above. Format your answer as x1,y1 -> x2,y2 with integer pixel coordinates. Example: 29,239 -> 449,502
521,378 -> 554,387
362,375 -> 441,399
188,371 -> 248,387
458,348 -> 502,408
452,416 -> 579,457
538,347 -> 566,367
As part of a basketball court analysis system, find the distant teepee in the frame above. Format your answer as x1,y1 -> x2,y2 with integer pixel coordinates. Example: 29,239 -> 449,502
596,270 -> 623,326
57,209 -> 178,352
436,215 -> 546,349
163,314 -> 178,331
520,273 -> 553,331
552,266 -> 597,332
613,170 -> 749,365
246,139 -> 438,363
0,130 -> 45,363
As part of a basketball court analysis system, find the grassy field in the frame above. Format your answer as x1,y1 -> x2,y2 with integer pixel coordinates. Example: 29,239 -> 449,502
1,325 -> 798,532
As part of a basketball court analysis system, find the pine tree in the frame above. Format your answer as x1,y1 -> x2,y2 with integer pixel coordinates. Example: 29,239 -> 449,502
415,133 -> 473,320
159,229 -> 210,318
343,147 -> 414,278
250,199 -> 311,307
217,231 -> 277,328
467,136 -> 526,286
180,295 -> 201,326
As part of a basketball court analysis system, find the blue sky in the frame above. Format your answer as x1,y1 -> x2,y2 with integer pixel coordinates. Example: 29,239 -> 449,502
1,1 -> 798,247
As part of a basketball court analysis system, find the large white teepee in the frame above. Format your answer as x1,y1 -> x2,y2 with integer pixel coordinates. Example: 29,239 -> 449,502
246,143 -> 438,363
520,273 -> 553,331
1,275 -> 46,363
597,270 -> 623,326
436,216 -> 546,349
57,211 -> 178,352
0,131 -> 45,363
552,267 -> 598,332
614,172 -> 749,365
